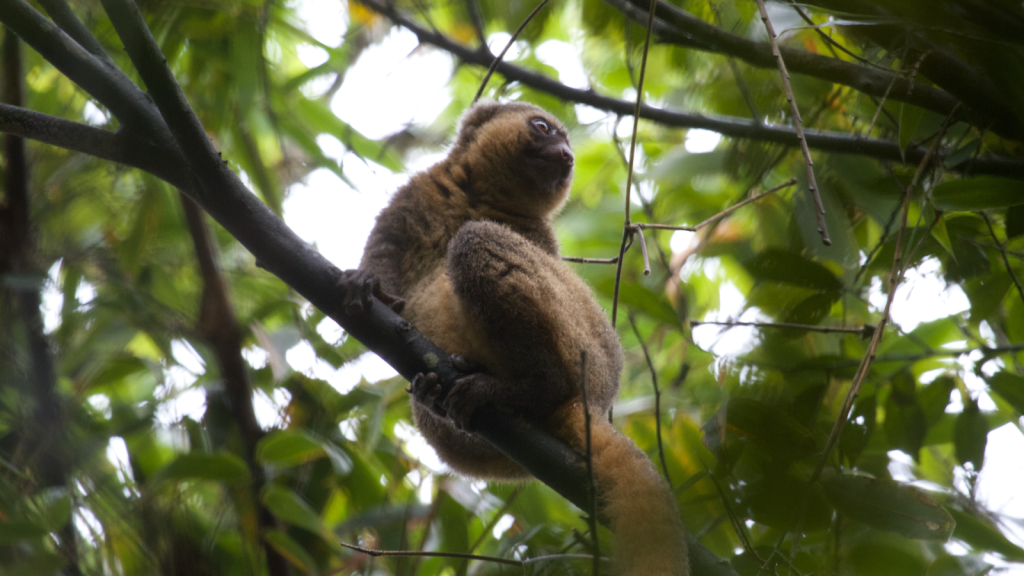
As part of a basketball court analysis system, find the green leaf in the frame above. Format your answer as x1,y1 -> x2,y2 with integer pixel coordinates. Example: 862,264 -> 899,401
987,371 -> 1024,415
954,398 -> 988,470
743,249 -> 843,292
262,485 -> 326,536
822,473 -> 955,541
0,552 -> 66,576
0,521 -> 48,544
596,279 -> 680,326
157,452 -> 249,483
930,214 -> 955,259
839,394 -> 876,463
947,506 -> 1024,560
258,431 -> 327,467
701,397 -> 817,461
781,292 -> 839,326
264,528 -> 320,575
899,103 -> 926,161
885,394 -> 927,462
942,139 -> 981,169
932,178 -> 1024,211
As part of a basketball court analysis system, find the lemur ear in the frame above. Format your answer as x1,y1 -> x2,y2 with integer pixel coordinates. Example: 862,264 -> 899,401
455,100 -> 504,148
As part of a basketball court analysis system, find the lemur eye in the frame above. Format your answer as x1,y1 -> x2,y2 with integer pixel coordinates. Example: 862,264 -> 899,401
531,118 -> 551,134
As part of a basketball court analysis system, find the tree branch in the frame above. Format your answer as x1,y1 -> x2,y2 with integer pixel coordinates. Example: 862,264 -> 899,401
808,0 -> 1024,140
0,1 -> 737,573
606,0 -> 1024,141
356,0 -> 1024,179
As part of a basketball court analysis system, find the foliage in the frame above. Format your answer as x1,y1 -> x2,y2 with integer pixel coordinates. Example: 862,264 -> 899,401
1,0 -> 1023,575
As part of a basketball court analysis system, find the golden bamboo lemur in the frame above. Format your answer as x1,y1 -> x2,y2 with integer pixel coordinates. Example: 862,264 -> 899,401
343,101 -> 689,575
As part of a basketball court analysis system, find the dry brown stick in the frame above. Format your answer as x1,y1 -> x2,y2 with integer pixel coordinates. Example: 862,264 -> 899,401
691,320 -> 872,336
754,0 -> 830,246
628,314 -> 672,484
472,0 -> 550,102
765,106 -> 958,574
562,234 -> 635,264
633,227 -> 652,276
811,106 -> 958,484
611,0 -> 657,326
332,541 -> 606,570
634,178 -> 797,233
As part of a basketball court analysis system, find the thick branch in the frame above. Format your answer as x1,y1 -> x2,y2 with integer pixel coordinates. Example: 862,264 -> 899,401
608,0 -> 1024,141
180,196 -> 290,576
1,29 -> 82,574
808,0 -> 1024,140
357,0 -> 1024,179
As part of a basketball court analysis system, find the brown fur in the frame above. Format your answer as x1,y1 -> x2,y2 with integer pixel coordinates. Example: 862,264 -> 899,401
357,101 -> 689,574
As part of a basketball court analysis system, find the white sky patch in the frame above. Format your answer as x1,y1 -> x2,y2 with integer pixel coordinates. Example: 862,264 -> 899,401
394,421 -> 446,474
692,282 -> 760,357
155,380 -> 206,426
282,165 -> 393,271
171,339 -> 206,374
487,32 -> 524,61
74,506 -> 105,547
317,317 -> 344,344
976,424 -> 1024,547
293,0 -> 347,47
242,345 -> 269,370
867,257 -> 969,331
286,340 -> 398,394
76,279 -> 97,309
685,129 -> 722,153
88,394 -> 112,419
254,388 -> 291,429
332,27 -> 453,139
106,437 -> 136,494
536,40 -> 588,89
887,449 -> 916,482
670,230 -> 696,253
83,101 -> 109,126
492,513 -> 516,539
41,259 -> 63,334
575,103 -> 608,125
297,43 -> 330,68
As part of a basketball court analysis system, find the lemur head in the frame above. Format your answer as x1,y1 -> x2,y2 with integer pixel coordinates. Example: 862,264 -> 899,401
448,101 -> 574,219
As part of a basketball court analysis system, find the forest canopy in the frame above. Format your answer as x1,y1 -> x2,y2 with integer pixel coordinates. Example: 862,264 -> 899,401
0,0 -> 1023,575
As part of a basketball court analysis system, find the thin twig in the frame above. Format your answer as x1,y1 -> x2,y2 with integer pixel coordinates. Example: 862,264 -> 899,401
459,487 -> 524,573
578,351 -> 602,576
812,106 -> 958,485
691,320 -> 872,336
633,227 -> 652,276
768,105 -> 958,574
628,314 -> 672,484
634,178 -> 797,233
472,0 -> 550,102
864,64 -> 902,137
982,212 -> 1024,308
333,540 -> 606,570
786,1 -> 889,71
562,234 -> 635,264
611,0 -> 658,326
754,0 -> 830,245
465,0 -> 488,50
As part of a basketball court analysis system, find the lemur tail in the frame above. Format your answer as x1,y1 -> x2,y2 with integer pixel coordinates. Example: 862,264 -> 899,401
551,402 -> 690,576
